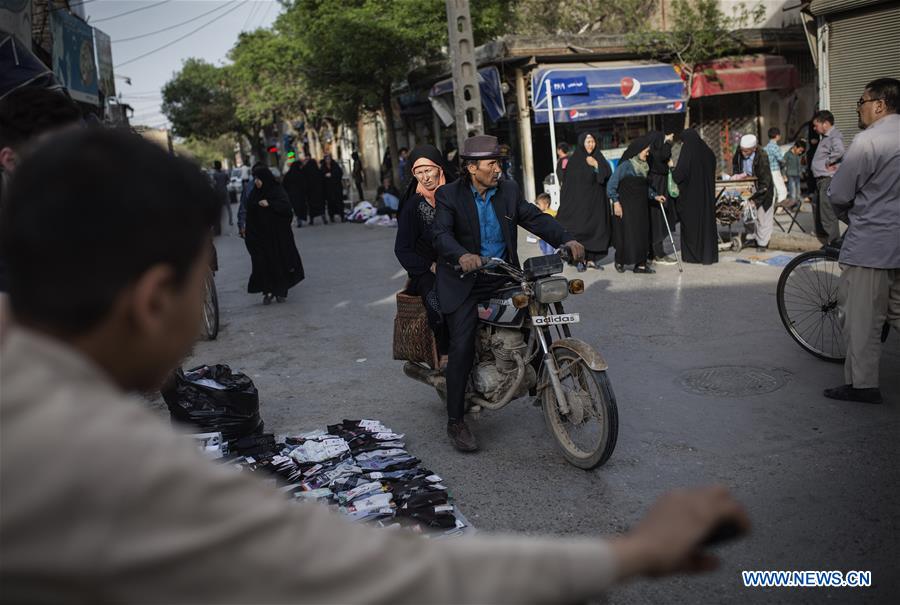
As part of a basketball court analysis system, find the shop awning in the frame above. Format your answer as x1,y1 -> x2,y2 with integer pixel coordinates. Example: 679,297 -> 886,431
531,62 -> 688,124
0,30 -> 62,99
690,55 -> 800,98
429,66 -> 507,125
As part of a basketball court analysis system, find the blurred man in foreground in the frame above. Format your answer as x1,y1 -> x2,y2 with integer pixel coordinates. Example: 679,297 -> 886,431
0,87 -> 81,337
0,129 -> 749,603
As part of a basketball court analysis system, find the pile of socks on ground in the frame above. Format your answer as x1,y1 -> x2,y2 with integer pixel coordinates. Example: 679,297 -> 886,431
212,419 -> 467,537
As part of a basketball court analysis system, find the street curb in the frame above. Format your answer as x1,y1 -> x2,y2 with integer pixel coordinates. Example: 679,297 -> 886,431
768,232 -> 822,252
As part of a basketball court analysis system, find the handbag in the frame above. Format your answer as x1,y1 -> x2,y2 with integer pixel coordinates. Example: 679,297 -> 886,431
667,170 -> 680,198
393,292 -> 439,369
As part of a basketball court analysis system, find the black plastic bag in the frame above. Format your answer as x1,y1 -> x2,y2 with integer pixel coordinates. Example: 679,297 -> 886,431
162,364 -> 263,442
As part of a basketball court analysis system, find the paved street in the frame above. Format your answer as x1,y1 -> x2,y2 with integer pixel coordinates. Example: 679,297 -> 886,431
172,220 -> 898,603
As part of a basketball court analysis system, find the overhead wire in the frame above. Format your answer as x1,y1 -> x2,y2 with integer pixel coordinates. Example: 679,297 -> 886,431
91,0 -> 172,24
113,2 -> 237,43
240,0 -> 262,32
114,0 -> 245,69
253,1 -> 275,30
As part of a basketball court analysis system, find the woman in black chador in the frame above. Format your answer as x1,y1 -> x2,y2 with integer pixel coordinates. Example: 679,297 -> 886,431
301,155 -> 327,225
282,160 -> 307,227
608,135 -> 665,274
647,131 -> 678,263
556,131 -> 612,268
672,129 -> 719,264
394,144 -> 449,364
321,154 -> 345,223
245,166 -> 305,304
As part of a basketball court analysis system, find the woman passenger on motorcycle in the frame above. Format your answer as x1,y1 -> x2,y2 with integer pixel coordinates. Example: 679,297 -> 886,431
394,144 -> 449,366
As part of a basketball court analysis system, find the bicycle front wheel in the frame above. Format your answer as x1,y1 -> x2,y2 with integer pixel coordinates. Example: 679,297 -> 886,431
776,250 -> 844,362
202,271 -> 219,341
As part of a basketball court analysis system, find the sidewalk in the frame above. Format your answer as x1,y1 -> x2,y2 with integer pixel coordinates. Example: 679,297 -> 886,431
767,201 -> 823,252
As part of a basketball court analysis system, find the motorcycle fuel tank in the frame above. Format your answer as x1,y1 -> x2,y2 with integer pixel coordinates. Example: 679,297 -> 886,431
476,285 -> 527,328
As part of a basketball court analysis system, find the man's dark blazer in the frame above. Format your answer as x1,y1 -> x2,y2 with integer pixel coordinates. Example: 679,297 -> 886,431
732,145 -> 775,211
432,177 -> 573,314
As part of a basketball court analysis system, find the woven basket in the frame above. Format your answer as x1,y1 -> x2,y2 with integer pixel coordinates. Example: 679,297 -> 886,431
393,292 -> 439,369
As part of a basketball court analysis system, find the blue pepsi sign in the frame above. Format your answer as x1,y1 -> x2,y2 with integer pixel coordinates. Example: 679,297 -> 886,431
550,77 -> 589,96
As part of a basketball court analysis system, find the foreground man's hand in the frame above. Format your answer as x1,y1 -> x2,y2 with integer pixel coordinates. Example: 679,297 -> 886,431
610,486 -> 750,580
562,240 -> 585,262
458,253 -> 482,273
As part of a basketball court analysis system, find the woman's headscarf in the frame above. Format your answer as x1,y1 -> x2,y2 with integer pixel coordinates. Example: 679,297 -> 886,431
647,131 -> 672,175
400,144 -> 446,208
565,131 -> 611,187
252,165 -> 279,196
621,134 -> 654,178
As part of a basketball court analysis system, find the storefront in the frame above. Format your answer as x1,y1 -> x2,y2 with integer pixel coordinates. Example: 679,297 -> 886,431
808,0 -> 900,144
688,55 -> 801,173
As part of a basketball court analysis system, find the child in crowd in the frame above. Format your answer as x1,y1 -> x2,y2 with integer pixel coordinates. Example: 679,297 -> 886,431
783,140 -> 807,206
535,193 -> 557,255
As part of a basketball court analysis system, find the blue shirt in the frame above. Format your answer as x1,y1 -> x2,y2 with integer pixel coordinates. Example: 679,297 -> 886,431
765,141 -> 783,172
382,192 -> 399,211
741,152 -> 755,176
470,185 -> 506,259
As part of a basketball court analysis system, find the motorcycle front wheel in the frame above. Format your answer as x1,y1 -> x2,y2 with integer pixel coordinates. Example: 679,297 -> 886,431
541,348 -> 618,469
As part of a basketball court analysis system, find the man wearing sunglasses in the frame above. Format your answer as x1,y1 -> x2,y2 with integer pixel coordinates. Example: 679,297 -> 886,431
825,78 -> 900,404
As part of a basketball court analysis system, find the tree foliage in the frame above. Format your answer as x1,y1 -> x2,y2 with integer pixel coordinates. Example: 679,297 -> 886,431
161,0 -> 512,169
227,28 -> 309,130
176,135 -> 236,168
628,0 -> 766,74
161,58 -> 237,140
512,0 -> 655,36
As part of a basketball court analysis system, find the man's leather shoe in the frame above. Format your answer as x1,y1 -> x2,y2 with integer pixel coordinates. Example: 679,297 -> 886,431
447,420 -> 478,452
823,384 -> 883,404
633,265 -> 656,274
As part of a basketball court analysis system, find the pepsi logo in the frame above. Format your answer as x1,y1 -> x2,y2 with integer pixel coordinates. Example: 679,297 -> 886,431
674,101 -> 683,110
621,77 -> 641,99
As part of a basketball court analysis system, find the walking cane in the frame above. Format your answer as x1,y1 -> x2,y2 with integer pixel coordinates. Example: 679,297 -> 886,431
659,200 -> 684,273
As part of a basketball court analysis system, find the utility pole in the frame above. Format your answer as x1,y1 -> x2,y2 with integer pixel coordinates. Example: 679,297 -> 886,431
445,0 -> 483,145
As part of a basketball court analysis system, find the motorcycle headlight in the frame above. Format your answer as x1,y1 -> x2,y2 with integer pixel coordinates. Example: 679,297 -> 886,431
534,276 -> 569,304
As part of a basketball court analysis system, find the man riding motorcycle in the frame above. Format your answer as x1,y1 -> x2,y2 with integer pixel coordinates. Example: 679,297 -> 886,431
432,134 -> 585,452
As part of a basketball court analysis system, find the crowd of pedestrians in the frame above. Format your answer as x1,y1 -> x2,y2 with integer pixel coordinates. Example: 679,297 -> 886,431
553,128 -> 719,272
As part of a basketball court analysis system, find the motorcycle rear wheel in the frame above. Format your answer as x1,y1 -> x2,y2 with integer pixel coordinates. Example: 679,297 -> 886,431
541,349 -> 618,469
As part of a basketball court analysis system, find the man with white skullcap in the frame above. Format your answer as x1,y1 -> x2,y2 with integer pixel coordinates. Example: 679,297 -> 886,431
732,134 -> 774,250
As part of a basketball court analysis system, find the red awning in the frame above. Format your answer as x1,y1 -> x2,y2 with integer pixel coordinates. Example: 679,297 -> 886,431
691,55 -> 800,98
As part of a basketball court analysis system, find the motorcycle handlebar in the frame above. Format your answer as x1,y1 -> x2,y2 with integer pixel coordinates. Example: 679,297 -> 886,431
452,256 -> 492,275
452,247 -> 579,275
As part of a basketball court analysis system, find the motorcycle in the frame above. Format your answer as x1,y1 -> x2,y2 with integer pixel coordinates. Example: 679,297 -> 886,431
403,250 -> 618,469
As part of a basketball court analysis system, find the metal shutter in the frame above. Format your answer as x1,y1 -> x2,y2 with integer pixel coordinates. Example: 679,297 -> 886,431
827,4 -> 900,144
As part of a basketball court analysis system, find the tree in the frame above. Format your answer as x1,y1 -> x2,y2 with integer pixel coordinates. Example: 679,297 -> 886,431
227,27 -> 313,156
628,0 -> 766,125
175,135 -> 236,168
276,0 -> 511,185
161,59 -> 238,141
512,0 -> 654,36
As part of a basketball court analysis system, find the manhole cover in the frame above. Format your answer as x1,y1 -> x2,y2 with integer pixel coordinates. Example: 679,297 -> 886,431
678,366 -> 789,397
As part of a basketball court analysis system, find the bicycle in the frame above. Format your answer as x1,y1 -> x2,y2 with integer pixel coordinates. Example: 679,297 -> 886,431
201,269 -> 219,341
201,240 -> 220,341
777,244 -> 889,362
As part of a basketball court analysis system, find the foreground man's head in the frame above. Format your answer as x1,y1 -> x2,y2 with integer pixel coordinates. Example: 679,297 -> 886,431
0,129 -> 219,391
